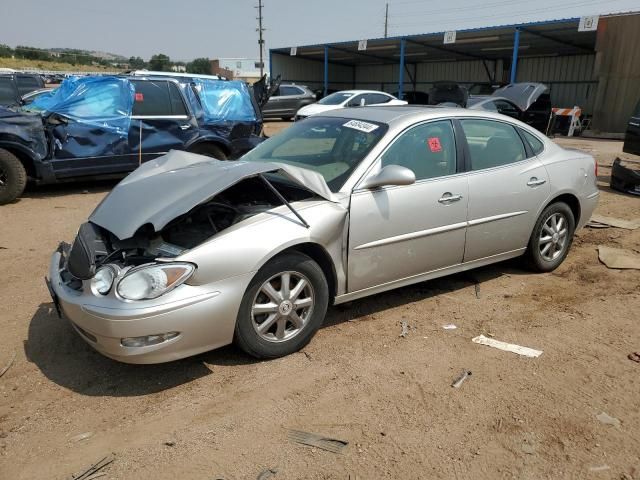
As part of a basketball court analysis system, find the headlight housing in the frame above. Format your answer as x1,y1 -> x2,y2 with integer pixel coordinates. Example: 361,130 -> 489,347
91,266 -> 116,295
116,263 -> 195,301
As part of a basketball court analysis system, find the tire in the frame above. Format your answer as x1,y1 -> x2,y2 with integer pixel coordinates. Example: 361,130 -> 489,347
0,148 -> 27,205
189,143 -> 227,160
525,202 -> 575,272
234,252 -> 329,359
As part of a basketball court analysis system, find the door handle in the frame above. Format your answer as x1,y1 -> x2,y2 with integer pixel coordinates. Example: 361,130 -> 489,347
438,193 -> 463,204
180,124 -> 191,130
527,177 -> 546,187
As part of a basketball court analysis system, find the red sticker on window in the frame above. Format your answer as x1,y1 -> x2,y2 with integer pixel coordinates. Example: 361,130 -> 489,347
427,137 -> 442,152
135,93 -> 144,102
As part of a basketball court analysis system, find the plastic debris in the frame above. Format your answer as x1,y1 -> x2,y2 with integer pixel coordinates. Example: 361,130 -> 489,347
474,283 -> 481,298
589,465 -> 610,472
442,324 -> 457,330
589,214 -> 640,230
288,429 -> 348,454
399,320 -> 409,338
598,245 -> 640,270
70,432 -> 94,443
451,370 -> 472,388
596,412 -> 620,427
628,352 -> 640,363
472,335 -> 543,358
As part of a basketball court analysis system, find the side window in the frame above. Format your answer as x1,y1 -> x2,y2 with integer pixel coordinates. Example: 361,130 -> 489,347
365,93 -> 392,105
520,128 -> 545,155
167,82 -> 188,116
131,80 -> 173,116
461,119 -> 526,171
347,94 -> 365,107
280,86 -> 301,96
0,77 -> 17,104
381,120 -> 457,181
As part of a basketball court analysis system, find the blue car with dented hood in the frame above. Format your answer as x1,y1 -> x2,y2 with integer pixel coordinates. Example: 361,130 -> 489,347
0,74 -> 265,204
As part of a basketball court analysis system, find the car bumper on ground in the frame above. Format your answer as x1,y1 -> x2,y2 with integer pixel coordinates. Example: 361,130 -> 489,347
47,249 -> 253,364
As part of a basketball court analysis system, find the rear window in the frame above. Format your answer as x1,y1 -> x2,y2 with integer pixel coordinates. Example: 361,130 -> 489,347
0,77 -> 17,104
520,128 -> 545,155
132,80 -> 186,116
280,86 -> 303,96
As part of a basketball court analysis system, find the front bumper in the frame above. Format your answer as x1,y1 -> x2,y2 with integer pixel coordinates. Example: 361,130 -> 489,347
47,248 -> 253,364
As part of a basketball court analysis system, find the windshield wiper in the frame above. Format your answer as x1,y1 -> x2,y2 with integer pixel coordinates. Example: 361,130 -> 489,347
258,173 -> 310,229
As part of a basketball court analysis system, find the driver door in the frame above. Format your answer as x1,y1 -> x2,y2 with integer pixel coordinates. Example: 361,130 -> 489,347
347,120 -> 469,293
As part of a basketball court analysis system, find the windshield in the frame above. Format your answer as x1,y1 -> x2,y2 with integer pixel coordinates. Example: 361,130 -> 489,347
243,116 -> 388,192
318,92 -> 353,105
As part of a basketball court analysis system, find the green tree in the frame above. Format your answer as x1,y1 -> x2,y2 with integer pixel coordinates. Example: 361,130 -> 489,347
148,53 -> 171,71
128,56 -> 146,69
186,57 -> 211,75
0,44 -> 13,58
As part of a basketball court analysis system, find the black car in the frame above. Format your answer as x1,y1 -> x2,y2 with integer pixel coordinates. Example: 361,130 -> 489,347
623,98 -> 640,156
262,84 -> 316,120
467,83 -> 552,133
0,74 -> 264,204
0,73 -> 45,106
392,91 -> 429,105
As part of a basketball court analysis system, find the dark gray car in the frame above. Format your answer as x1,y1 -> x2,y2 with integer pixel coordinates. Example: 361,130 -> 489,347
262,84 -> 315,120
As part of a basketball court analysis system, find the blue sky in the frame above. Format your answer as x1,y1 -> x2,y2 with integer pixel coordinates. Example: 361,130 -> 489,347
1,0 -> 638,61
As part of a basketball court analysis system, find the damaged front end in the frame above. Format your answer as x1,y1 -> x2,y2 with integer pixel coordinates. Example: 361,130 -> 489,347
610,157 -> 640,196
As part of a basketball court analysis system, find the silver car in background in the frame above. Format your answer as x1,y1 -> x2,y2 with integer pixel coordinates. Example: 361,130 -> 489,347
47,106 -> 599,363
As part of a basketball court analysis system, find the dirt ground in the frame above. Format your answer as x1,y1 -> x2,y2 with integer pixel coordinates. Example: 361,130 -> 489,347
0,123 -> 639,480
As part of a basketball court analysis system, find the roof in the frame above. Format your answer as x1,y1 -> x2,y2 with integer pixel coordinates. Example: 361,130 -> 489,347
270,15 -> 638,66
129,70 -> 222,80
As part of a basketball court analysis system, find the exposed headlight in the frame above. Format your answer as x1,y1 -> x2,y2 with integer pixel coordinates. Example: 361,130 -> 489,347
116,263 -> 195,301
91,266 -> 116,295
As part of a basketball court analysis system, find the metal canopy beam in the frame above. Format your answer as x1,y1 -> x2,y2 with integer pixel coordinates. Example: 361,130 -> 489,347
404,38 -> 490,61
510,28 -> 520,84
520,27 -> 594,53
271,50 -> 345,67
327,45 -> 395,63
324,46 -> 328,97
398,38 -> 406,99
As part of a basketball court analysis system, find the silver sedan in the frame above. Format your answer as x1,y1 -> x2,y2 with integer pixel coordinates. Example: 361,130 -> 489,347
47,106 -> 599,363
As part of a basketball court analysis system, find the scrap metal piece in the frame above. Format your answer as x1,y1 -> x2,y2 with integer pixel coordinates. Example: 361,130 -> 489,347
288,429 -> 348,454
451,370 -> 472,388
472,334 -> 543,358
598,245 -> 640,270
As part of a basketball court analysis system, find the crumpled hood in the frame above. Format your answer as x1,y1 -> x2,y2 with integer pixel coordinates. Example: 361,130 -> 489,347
492,82 -> 548,111
89,150 -> 337,240
297,103 -> 341,117
0,106 -> 47,160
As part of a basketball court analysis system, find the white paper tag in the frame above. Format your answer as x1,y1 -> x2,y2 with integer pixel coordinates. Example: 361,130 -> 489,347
343,120 -> 379,133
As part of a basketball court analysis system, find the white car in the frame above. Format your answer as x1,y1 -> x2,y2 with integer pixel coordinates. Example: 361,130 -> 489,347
295,90 -> 407,120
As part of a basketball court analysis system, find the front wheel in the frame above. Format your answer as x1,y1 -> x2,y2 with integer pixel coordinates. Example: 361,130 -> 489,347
525,202 -> 575,272
0,148 -> 27,205
234,252 -> 329,358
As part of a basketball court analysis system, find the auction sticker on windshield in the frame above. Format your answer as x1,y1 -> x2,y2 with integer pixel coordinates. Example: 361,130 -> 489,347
343,120 -> 379,133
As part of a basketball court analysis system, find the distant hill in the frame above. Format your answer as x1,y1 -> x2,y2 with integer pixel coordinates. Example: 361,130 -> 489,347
49,48 -> 128,62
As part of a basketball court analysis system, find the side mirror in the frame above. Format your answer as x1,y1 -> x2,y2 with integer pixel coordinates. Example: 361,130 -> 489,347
360,165 -> 416,190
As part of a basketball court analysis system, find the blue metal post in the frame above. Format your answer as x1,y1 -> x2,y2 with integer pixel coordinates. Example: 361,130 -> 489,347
269,50 -> 273,81
510,28 -> 520,84
398,38 -> 406,99
324,46 -> 329,97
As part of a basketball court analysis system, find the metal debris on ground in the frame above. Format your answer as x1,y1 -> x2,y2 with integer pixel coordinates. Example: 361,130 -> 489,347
598,245 -> 640,270
70,454 -> 115,480
442,324 -> 457,330
0,351 -> 16,379
70,431 -> 94,443
399,320 -> 409,338
288,429 -> 348,454
451,370 -> 472,388
472,335 -> 543,358
589,214 -> 640,230
474,283 -> 481,298
256,468 -> 278,480
596,412 -> 620,427
628,352 -> 640,363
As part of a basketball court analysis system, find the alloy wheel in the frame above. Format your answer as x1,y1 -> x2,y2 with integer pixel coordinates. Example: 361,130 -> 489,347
538,212 -> 568,262
251,271 -> 315,343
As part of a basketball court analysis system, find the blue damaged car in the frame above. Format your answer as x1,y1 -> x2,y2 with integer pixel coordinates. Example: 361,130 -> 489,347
0,74 -> 265,204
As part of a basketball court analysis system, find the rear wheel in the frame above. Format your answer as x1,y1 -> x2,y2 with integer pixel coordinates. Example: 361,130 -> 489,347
0,148 -> 27,205
525,202 -> 575,272
234,252 -> 329,358
189,143 -> 227,160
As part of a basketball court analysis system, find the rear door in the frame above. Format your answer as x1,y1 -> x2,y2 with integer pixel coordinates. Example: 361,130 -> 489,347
623,99 -> 640,155
127,79 -> 198,168
460,118 -> 550,262
277,85 -> 306,116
